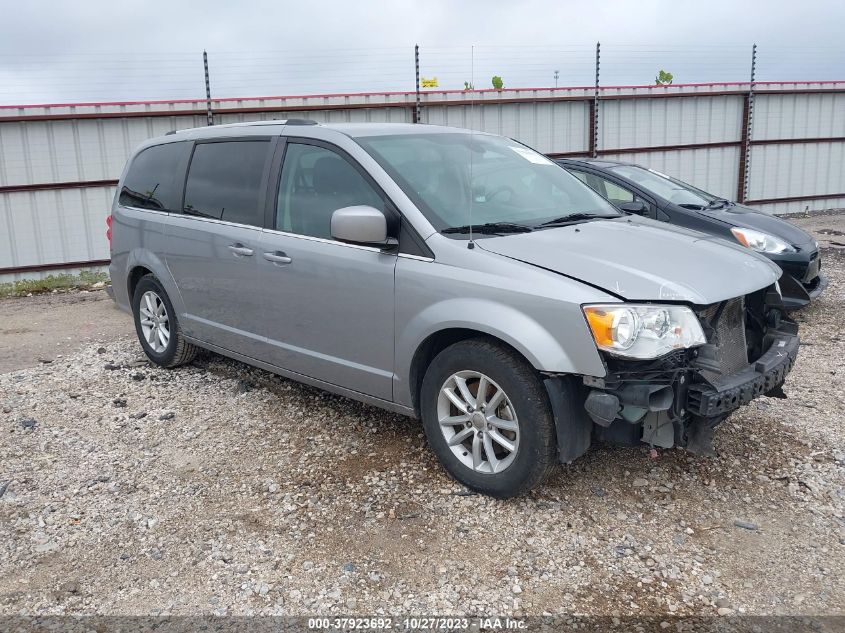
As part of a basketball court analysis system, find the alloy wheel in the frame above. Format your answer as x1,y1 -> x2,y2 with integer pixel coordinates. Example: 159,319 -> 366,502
437,370 -> 520,474
138,290 -> 170,353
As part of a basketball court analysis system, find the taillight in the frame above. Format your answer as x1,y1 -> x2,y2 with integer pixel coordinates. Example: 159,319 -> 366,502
106,214 -> 112,246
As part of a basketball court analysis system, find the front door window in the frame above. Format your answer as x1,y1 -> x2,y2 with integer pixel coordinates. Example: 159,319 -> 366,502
277,143 -> 384,239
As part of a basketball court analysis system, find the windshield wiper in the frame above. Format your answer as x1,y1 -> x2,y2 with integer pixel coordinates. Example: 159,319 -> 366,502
535,212 -> 619,227
441,222 -> 533,235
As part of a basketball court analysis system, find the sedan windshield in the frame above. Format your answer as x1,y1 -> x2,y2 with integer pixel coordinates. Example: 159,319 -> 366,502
356,133 -> 619,232
608,164 -> 718,208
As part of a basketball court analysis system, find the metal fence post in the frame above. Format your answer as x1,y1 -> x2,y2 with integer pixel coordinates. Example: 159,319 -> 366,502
414,44 -> 421,124
735,45 -> 758,202
590,41 -> 601,158
203,50 -> 213,126
737,44 -> 757,202
743,44 -> 757,202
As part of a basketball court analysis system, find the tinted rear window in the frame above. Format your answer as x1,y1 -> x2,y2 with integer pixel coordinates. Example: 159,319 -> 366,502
119,142 -> 186,211
183,141 -> 271,227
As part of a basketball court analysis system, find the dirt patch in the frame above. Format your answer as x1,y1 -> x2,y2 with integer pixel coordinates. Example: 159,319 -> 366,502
0,289 -> 131,374
788,211 -> 845,250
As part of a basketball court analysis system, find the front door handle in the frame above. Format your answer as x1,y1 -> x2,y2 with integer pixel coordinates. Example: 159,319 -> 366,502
263,251 -> 292,265
228,243 -> 254,257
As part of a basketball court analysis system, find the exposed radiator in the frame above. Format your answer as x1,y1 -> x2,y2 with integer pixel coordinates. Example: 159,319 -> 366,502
696,297 -> 748,381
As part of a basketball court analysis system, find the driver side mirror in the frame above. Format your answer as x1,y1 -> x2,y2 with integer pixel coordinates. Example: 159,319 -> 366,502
331,206 -> 397,248
618,200 -> 648,215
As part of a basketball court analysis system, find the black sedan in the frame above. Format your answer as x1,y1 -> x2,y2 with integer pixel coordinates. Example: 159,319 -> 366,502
556,158 -> 827,309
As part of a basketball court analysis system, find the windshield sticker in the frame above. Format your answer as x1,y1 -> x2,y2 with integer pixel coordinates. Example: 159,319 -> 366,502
509,146 -> 556,165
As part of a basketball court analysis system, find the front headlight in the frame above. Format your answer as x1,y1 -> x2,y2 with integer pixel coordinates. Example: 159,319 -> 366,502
730,227 -> 795,254
583,304 -> 706,359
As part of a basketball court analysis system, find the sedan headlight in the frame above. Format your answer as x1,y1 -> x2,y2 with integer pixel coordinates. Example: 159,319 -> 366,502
583,304 -> 706,359
730,227 -> 795,254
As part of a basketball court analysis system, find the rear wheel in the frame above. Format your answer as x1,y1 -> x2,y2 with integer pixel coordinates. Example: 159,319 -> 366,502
420,338 -> 557,498
132,274 -> 198,368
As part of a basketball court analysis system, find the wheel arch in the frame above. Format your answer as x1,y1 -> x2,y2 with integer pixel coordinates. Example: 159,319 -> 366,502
124,249 -> 185,317
395,298 -> 593,412
127,265 -> 153,300
408,327 -> 594,467
406,327 -> 551,417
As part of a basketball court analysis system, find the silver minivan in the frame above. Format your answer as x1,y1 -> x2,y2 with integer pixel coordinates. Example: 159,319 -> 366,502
109,121 -> 799,497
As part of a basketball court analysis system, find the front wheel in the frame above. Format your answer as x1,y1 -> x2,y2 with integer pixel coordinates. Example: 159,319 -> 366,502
420,339 -> 557,498
132,274 -> 198,368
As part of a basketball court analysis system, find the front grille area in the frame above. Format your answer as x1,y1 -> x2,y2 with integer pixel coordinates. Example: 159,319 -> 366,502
781,254 -> 821,285
803,251 -> 821,283
696,297 -> 748,381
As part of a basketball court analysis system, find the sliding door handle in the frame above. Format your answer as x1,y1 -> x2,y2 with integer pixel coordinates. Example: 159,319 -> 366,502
228,243 -> 254,257
263,251 -> 292,265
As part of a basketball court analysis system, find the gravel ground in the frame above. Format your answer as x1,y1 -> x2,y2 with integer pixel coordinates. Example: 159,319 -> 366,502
0,250 -> 843,620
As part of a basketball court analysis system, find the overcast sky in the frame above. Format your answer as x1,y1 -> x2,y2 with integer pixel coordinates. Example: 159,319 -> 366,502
1,0 -> 843,105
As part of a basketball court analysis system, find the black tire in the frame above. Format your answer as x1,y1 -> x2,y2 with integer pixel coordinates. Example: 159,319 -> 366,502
420,338 -> 557,498
131,274 -> 198,368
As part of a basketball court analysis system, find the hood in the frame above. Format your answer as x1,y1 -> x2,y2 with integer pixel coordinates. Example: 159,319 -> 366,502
697,204 -> 817,250
477,216 -> 780,305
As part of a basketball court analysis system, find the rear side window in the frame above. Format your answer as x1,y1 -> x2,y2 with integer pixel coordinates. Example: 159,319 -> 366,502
568,169 -> 634,204
119,142 -> 186,211
599,177 -> 635,205
183,141 -> 271,227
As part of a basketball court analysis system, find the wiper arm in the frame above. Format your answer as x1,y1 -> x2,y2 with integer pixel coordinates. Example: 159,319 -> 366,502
706,198 -> 732,209
536,212 -> 619,227
441,222 -> 533,235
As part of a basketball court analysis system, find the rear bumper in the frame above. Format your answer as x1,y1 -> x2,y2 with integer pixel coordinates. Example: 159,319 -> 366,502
686,331 -> 799,417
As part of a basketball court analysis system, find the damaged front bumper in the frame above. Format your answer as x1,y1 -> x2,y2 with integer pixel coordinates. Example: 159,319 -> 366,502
779,270 -> 828,310
777,248 -> 826,310
686,331 -> 799,417
546,289 -> 800,463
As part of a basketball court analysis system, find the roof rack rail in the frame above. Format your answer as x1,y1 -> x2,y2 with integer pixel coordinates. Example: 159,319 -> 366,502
165,130 -> 177,135
284,119 -> 319,126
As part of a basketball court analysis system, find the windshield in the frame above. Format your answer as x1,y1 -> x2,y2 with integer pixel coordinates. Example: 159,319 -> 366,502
608,164 -> 718,207
355,132 -> 620,232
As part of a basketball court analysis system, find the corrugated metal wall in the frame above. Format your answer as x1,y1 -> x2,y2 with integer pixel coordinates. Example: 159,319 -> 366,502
748,142 -> 845,200
0,186 -> 115,268
424,100 -> 590,155
746,90 -> 845,214
752,91 -> 845,140
1,82 -> 843,281
0,116 -> 205,184
600,95 -> 744,149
